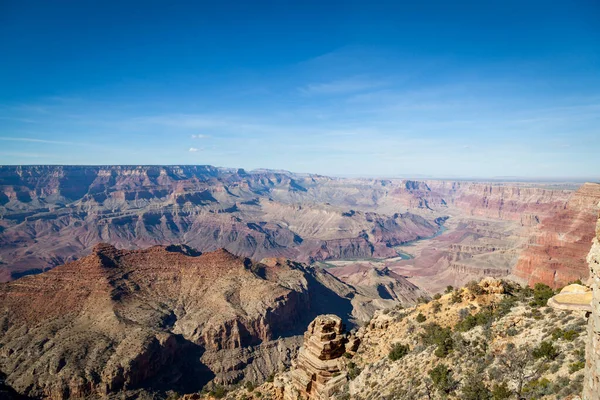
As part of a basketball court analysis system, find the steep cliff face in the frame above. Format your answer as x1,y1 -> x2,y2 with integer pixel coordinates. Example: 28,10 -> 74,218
584,204 -> 600,400
514,183 -> 600,287
423,180 -> 573,221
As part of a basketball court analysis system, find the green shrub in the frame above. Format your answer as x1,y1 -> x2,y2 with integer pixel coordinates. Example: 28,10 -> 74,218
461,374 -> 491,400
431,301 -> 442,313
445,285 -> 454,294
433,293 -> 442,300
562,329 -> 579,341
455,308 -> 494,332
428,364 -> 457,394
421,323 -> 454,358
491,382 -> 512,400
531,283 -> 554,307
496,295 -> 518,317
210,385 -> 227,399
451,290 -> 463,304
551,328 -> 564,340
388,343 -> 410,361
533,341 -> 559,360
569,361 -> 585,374
416,313 -> 426,323
245,381 -> 255,392
347,362 -> 361,380
522,377 -> 553,398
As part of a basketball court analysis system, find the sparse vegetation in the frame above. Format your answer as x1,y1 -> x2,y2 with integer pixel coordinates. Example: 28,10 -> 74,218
388,343 -> 410,361
530,283 -> 555,308
209,385 -> 227,399
347,362 -> 361,380
569,361 -> 585,374
429,364 -> 458,395
491,382 -> 512,400
461,374 -> 492,400
533,341 -> 559,361
450,289 -> 463,304
421,323 -> 454,358
466,280 -> 485,295
224,279 -> 588,400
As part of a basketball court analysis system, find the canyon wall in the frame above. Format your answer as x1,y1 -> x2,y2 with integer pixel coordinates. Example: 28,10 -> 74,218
584,203 -> 600,400
514,183 -> 600,287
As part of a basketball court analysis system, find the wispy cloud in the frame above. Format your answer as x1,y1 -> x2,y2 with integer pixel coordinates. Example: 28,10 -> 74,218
0,137 -> 77,145
188,147 -> 199,152
191,134 -> 209,139
299,77 -> 387,96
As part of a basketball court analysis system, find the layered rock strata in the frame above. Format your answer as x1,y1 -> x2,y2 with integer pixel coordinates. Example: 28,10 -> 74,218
515,183 -> 600,287
283,315 -> 357,400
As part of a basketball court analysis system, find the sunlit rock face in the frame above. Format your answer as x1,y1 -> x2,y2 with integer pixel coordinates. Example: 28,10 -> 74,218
584,205 -> 600,400
283,315 -> 358,400
514,183 -> 600,288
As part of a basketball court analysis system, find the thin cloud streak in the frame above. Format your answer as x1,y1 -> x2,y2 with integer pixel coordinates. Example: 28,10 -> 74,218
0,137 -> 77,145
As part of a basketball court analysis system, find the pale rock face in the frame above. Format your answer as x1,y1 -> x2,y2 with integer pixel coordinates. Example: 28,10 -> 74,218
583,206 -> 600,400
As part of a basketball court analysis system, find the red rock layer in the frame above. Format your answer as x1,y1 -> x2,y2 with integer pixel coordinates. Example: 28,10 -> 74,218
514,183 -> 600,287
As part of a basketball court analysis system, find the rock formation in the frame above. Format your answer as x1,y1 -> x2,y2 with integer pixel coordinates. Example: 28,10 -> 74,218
0,244 -> 395,399
584,203 -> 600,399
282,315 -> 357,400
548,284 -> 593,312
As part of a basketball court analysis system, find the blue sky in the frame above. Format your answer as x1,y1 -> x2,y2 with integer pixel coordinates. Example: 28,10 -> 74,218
0,1 -> 599,178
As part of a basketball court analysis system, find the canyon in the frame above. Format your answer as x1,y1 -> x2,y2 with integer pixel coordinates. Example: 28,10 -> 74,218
0,165 -> 599,399
1,165 -> 598,291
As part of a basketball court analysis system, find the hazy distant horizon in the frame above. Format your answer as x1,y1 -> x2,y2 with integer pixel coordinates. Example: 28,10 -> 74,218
1,163 -> 597,184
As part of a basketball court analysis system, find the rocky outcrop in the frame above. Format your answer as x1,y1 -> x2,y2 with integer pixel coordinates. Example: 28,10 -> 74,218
0,245 -> 379,399
282,315 -> 357,400
584,205 -> 600,400
548,284 -> 592,312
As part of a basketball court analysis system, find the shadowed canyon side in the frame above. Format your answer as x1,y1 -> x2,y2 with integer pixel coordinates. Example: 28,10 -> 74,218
0,243 -> 427,399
